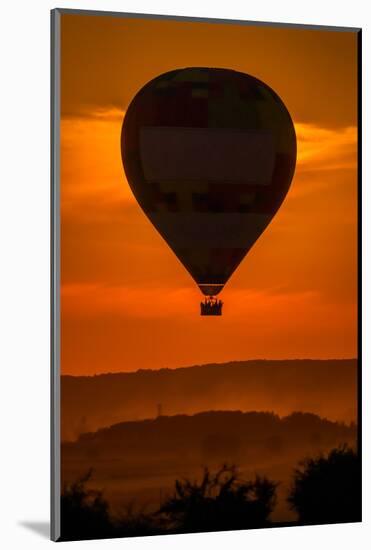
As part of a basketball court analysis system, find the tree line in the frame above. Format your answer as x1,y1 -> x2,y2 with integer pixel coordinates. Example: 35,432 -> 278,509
60,445 -> 361,541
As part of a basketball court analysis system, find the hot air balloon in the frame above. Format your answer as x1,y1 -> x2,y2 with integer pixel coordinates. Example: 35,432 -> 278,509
121,68 -> 296,315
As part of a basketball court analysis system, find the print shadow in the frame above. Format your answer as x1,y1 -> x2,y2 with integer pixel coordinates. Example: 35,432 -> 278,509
19,521 -> 49,539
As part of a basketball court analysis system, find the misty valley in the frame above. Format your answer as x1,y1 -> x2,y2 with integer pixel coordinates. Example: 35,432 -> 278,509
61,359 -> 358,533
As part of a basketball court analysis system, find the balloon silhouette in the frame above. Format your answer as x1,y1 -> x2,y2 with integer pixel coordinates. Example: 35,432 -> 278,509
121,68 -> 296,315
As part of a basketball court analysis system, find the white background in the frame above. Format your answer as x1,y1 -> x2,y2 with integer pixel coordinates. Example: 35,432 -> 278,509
0,0 -> 369,548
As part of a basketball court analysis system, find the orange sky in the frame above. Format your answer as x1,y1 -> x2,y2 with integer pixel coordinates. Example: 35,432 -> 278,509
60,13 -> 358,375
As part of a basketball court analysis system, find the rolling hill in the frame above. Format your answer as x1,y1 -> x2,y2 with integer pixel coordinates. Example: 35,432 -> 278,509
61,359 -> 357,441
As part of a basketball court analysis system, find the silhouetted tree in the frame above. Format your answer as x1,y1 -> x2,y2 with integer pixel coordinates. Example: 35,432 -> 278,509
61,469 -> 113,540
288,445 -> 361,525
157,464 -> 278,533
60,470 -> 162,540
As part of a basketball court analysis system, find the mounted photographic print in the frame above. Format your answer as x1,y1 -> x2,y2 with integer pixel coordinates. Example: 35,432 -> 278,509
51,9 -> 361,541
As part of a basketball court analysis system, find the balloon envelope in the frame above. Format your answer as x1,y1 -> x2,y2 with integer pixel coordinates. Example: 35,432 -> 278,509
121,68 -> 296,296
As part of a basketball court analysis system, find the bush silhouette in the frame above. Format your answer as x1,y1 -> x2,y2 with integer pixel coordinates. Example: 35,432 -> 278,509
60,446 -> 361,540
61,470 -> 162,540
61,469 -> 113,540
288,445 -> 361,525
157,464 -> 278,533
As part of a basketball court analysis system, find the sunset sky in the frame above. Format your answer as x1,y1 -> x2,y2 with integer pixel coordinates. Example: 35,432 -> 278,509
60,13 -> 358,375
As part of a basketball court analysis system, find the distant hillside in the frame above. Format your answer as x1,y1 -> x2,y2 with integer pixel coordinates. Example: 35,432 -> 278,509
61,410 -> 357,522
67,410 -> 356,458
61,359 -> 357,441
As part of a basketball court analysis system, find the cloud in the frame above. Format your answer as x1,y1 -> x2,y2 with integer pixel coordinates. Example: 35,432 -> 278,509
62,106 -> 125,122
60,111 -> 357,310
60,110 -> 357,220
61,108 -> 133,221
295,123 -> 357,172
61,281 -> 355,322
